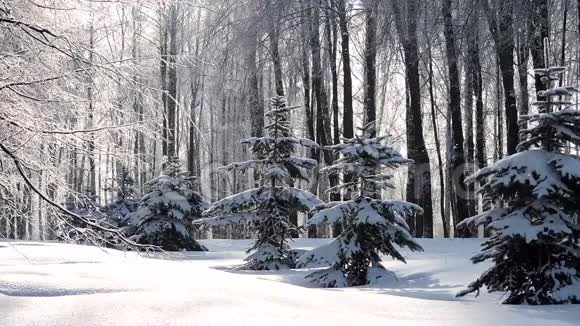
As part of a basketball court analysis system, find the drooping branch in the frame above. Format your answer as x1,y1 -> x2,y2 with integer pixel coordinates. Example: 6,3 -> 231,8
0,141 -> 158,251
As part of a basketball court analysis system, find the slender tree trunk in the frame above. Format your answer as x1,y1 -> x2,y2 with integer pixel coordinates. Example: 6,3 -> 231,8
482,0 -> 518,155
496,54 -> 504,159
132,5 -> 145,190
363,0 -> 377,134
248,1 -> 263,139
362,0 -> 380,206
338,0 -> 353,142
560,0 -> 569,75
197,46 -> 207,192
529,0 -> 549,101
324,0 -> 341,235
299,0 -> 317,238
325,4 -> 340,146
465,0 -> 481,219
269,1 -> 284,97
160,9 -> 169,157
443,0 -> 469,237
166,4 -> 178,159
337,0 -> 354,217
308,0 -> 334,237
209,102 -> 217,202
516,22 -> 530,117
426,37 -> 447,238
471,4 -> 487,217
392,0 -> 433,238
87,16 -> 96,198
187,58 -> 199,177
310,0 -> 333,175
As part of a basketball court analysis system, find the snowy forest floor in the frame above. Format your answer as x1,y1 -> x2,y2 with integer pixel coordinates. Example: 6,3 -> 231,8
1,239 -> 579,326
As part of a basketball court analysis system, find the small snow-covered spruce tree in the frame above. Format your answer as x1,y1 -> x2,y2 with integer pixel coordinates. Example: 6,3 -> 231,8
102,166 -> 139,228
457,65 -> 580,304
297,124 -> 423,288
130,157 -> 208,251
198,96 -> 322,270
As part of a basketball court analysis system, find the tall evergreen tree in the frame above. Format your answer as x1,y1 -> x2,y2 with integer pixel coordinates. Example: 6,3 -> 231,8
298,124 -> 423,287
130,157 -> 207,251
457,66 -> 580,304
198,96 -> 322,270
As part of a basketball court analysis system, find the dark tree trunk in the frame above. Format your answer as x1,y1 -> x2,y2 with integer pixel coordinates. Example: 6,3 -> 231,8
495,55 -> 504,160
362,0 -> 377,134
310,0 -> 334,238
392,0 -> 433,238
443,0 -> 469,237
310,0 -> 333,171
87,18 -> 96,198
560,0 -> 569,73
187,50 -> 199,178
269,1 -> 284,97
465,0 -> 481,219
471,4 -> 487,215
160,10 -> 169,157
426,40 -> 447,238
482,0 -> 518,155
337,0 -> 354,219
326,4 -> 340,146
529,0 -> 549,101
516,24 -> 530,117
132,6 -> 146,190
338,0 -> 353,142
166,4 -> 178,159
248,1 -> 263,139
325,1 -> 342,236
300,0 -> 317,238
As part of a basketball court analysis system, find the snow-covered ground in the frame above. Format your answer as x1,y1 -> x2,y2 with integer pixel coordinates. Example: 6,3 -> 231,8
1,239 -> 578,326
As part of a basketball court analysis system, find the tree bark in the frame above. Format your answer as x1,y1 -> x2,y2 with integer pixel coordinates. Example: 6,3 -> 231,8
362,0 -> 377,135
482,0 -> 518,155
337,0 -> 353,142
87,16 -> 96,198
325,3 -> 340,145
426,38 -> 447,238
248,1 -> 263,139
516,17 -> 530,117
166,4 -> 178,159
337,0 -> 354,215
268,1 -> 284,97
443,0 -> 469,237
159,9 -> 169,157
529,0 -> 549,101
310,0 -> 333,174
391,0 -> 433,238
465,0 -> 481,219
470,4 -> 487,217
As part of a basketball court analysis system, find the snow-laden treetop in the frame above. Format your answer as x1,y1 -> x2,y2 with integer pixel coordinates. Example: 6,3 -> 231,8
221,96 -> 319,186
517,66 -> 580,152
131,157 -> 207,224
324,123 -> 412,197
197,96 -> 323,228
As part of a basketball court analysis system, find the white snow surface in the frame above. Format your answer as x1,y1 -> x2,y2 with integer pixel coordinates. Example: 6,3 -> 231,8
1,239 -> 579,326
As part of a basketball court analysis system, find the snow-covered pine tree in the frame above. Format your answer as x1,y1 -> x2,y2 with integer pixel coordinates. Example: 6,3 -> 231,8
297,124 -> 423,287
198,96 -> 322,270
102,166 -> 139,228
129,157 -> 208,251
457,65 -> 580,304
